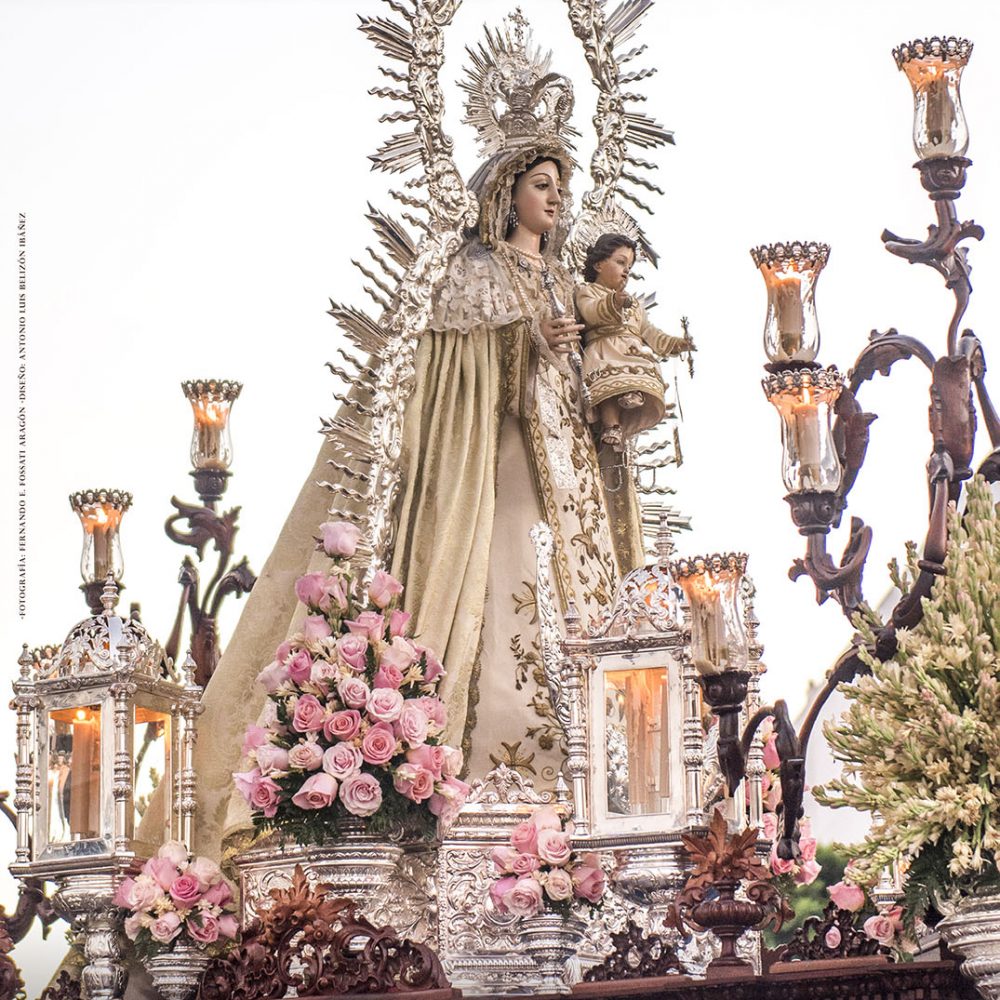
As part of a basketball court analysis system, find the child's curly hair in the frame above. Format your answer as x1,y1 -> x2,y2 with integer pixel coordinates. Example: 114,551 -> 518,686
583,233 -> 638,283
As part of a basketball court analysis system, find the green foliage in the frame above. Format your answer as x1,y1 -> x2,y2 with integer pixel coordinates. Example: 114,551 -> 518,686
814,477 -> 1000,913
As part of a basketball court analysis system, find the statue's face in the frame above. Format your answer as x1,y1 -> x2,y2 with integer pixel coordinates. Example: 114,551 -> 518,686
512,160 -> 562,236
594,245 -> 635,291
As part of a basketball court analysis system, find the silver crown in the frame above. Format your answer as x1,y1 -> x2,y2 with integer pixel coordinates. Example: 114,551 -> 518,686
460,8 -> 578,157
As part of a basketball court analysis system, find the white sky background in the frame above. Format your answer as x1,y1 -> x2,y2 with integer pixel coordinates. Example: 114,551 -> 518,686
3,0 -> 1000,991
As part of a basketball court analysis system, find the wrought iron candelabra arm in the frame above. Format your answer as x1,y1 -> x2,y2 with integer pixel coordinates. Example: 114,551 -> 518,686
164,488 -> 256,689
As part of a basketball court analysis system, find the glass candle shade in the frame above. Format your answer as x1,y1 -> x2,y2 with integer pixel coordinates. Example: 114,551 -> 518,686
750,242 -> 830,364
181,379 -> 242,471
764,367 -> 844,494
672,553 -> 749,677
70,489 -> 132,584
893,37 -> 972,161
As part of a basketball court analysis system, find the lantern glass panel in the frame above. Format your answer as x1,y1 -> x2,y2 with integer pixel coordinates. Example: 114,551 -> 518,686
603,667 -> 670,817
133,706 -> 171,841
47,705 -> 102,843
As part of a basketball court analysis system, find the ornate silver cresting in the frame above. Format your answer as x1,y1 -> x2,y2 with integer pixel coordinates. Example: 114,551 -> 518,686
10,579 -> 201,999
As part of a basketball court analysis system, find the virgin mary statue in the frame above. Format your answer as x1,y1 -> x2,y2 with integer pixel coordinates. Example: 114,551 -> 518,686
185,13 -> 648,860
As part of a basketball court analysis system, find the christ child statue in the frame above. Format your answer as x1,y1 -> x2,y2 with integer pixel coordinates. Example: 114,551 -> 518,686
575,233 -> 693,450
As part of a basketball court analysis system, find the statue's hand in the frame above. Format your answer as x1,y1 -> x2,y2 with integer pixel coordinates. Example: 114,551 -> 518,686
540,314 -> 584,355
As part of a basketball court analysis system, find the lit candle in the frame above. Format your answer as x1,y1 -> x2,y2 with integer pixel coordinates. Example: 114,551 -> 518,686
91,509 -> 110,582
691,574 -> 726,673
194,399 -> 228,470
792,388 -> 822,484
773,273 -> 805,359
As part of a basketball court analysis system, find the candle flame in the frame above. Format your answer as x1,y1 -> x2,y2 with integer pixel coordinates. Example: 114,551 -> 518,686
192,398 -> 231,428
77,502 -> 123,535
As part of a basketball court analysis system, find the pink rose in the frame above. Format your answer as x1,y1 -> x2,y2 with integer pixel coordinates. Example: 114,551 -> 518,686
406,744 -> 445,778
396,703 -> 429,748
536,829 -> 572,866
770,846 -> 795,876
187,913 -> 220,944
288,740 -> 324,771
311,659 -> 340,689
863,907 -> 902,946
416,644 -> 444,683
338,677 -> 370,710
544,867 -> 574,901
442,745 -> 463,777
148,911 -> 182,944
295,572 -> 328,610
762,812 -> 779,842
428,776 -> 470,826
392,762 -> 436,802
201,880 -> 232,907
324,709 -> 362,742
510,820 -> 538,856
572,863 -> 606,904
336,633 -> 369,672
799,836 -> 818,862
825,926 -> 842,950
287,649 -> 314,685
123,913 -> 143,940
249,775 -> 282,818
274,640 -> 293,664
361,722 -> 398,766
234,769 -> 282,818
416,697 -> 447,732
157,841 -> 189,867
115,876 -> 162,912
490,875 -> 517,914
254,743 -> 289,775
491,846 -> 519,874
291,772 -> 339,810
186,856 -> 222,888
763,733 -> 781,770
532,806 -> 562,832
373,664 -> 404,690
339,771 -> 383,817
345,611 -> 385,642
323,742 -> 364,780
169,874 -> 204,908
367,687 -> 404,723
303,615 -> 333,642
241,724 -> 269,758
828,880 -> 866,913
795,859 -> 821,885
291,695 -> 326,733
143,856 -> 179,891
389,609 -> 411,637
502,877 -> 543,917
380,636 -> 419,673
512,853 -> 541,876
368,569 -> 404,609
256,659 -> 289,694
319,521 -> 361,558
321,575 -> 348,612
218,914 -> 239,939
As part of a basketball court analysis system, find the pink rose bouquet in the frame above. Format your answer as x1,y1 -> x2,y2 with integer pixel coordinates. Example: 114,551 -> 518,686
235,522 -> 468,843
114,841 -> 239,959
489,806 -> 606,918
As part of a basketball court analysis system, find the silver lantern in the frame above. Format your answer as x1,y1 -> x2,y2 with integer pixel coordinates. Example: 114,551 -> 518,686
10,578 -> 202,1000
